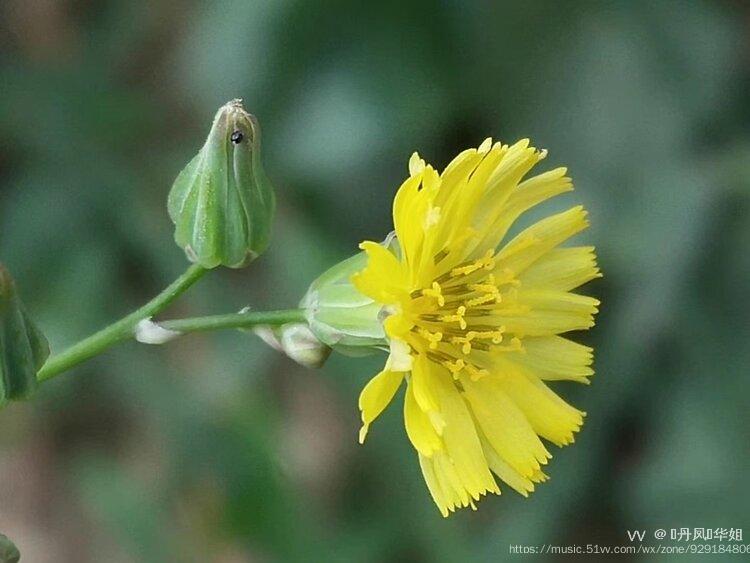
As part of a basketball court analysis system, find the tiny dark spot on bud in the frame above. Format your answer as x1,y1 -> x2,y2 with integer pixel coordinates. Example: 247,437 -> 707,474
230,131 -> 244,144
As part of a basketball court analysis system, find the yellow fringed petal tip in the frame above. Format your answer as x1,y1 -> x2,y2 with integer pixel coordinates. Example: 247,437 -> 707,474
354,139 -> 600,516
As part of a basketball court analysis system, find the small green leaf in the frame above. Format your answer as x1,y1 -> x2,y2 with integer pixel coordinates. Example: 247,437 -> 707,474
0,533 -> 20,563
0,264 -> 50,405
168,99 -> 276,269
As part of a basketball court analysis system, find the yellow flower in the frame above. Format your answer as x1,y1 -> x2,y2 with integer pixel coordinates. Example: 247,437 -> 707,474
352,138 -> 601,516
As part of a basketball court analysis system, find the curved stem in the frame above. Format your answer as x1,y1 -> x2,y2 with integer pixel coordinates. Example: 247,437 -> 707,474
158,309 -> 306,335
37,264 -> 207,382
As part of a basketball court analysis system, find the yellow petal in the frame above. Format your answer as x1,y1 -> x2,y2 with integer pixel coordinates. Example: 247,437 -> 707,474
477,430 -> 534,496
497,370 -> 585,447
462,376 -> 551,478
408,151 -> 425,176
351,240 -> 408,304
482,139 -> 539,201
519,246 -> 601,292
471,167 -> 573,255
409,354 -> 440,413
504,167 -> 572,218
404,381 -> 442,457
511,335 -> 594,383
419,453 -> 451,517
382,313 -> 413,341
494,289 -> 599,336
430,367 -> 498,500
427,146 -> 500,266
495,206 -> 590,276
392,173 -> 426,267
358,368 -> 404,443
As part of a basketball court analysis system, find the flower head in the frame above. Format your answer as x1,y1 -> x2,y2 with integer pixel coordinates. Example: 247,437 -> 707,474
352,139 -> 601,516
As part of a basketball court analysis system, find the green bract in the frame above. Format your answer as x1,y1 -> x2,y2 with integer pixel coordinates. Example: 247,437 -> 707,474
0,264 -> 49,405
168,99 -> 275,269
300,246 -> 391,356
253,322 -> 332,368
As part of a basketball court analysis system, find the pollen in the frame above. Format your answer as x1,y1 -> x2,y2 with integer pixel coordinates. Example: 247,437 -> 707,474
417,328 -> 443,349
450,334 -> 474,355
439,305 -> 467,329
422,281 -> 445,306
466,293 -> 498,307
464,363 -> 489,381
449,249 -> 496,278
443,358 -> 465,376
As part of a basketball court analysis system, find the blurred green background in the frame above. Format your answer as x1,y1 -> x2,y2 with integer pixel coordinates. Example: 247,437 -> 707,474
1,1 -> 749,561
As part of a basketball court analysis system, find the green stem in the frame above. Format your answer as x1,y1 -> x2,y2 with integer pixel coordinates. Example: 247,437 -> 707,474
37,264 -> 207,382
159,309 -> 306,334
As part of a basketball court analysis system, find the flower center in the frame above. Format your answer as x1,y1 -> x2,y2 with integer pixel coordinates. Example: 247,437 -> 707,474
406,249 -> 525,380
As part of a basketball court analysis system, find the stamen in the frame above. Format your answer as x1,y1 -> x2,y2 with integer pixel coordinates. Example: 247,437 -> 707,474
426,350 -> 447,364
450,332 -> 475,355
464,309 -> 492,317
481,251 -> 496,271
490,336 -> 525,354
468,274 -> 498,294
419,313 -> 441,322
464,363 -> 489,381
417,328 -> 443,350
443,358 -> 465,378
449,249 -> 496,278
422,281 -> 445,306
441,284 -> 468,296
440,306 -> 467,329
461,323 -> 504,333
466,293 -> 498,307
469,329 -> 505,344
433,248 -> 449,264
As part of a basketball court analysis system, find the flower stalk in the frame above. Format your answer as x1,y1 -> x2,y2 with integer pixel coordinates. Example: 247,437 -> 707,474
36,263 -> 208,382
158,309 -> 306,335
36,263 -> 306,382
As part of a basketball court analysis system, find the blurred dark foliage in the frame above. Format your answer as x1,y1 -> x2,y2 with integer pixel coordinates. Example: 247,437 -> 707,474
1,1 -> 749,561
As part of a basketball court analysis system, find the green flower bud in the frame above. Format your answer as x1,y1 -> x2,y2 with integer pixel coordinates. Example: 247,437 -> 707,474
0,533 -> 20,563
253,323 -> 332,368
300,239 -> 397,356
0,264 -> 49,405
168,99 -> 275,268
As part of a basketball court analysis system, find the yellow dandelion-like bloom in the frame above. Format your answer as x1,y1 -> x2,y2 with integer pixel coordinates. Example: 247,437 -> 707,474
352,138 -> 601,516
